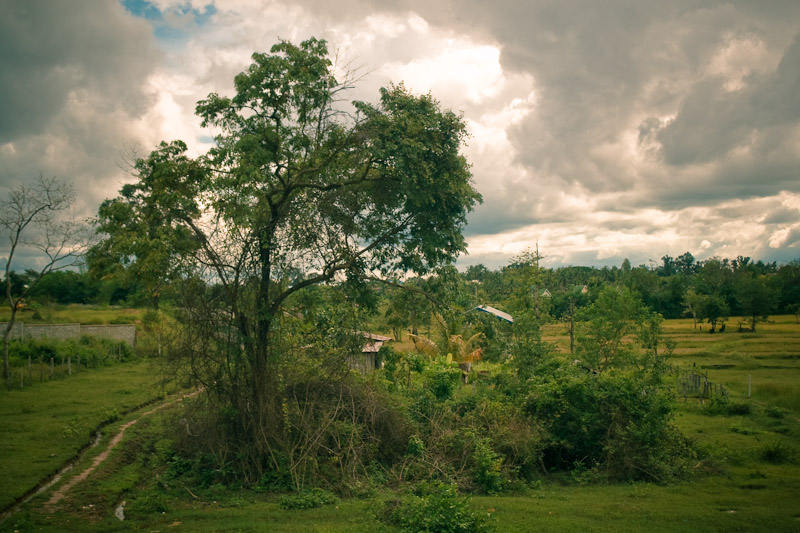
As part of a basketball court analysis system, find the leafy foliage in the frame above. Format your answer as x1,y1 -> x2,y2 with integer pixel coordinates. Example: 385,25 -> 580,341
7,336 -> 134,368
278,488 -> 338,509
524,371 -> 693,481
379,483 -> 495,533
93,38 -> 480,487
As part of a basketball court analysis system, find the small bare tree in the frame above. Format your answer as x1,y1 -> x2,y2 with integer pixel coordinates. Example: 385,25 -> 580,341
1,175 -> 88,388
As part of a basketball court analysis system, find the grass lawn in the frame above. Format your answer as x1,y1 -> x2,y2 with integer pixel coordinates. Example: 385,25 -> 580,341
0,304 -> 144,326
0,359 -> 167,512
2,316 -> 800,531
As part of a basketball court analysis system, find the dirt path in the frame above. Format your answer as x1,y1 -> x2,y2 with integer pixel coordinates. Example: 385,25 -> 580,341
44,391 -> 199,512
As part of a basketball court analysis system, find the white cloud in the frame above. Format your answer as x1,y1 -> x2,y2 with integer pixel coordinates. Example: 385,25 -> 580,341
382,40 -> 504,105
707,31 -> 779,91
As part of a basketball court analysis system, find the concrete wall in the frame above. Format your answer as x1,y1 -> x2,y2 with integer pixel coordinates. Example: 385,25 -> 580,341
25,323 -> 81,341
0,322 -> 136,348
80,325 -> 136,348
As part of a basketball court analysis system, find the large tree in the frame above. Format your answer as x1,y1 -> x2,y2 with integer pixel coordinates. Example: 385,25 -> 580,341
734,271 -> 778,332
95,38 -> 481,482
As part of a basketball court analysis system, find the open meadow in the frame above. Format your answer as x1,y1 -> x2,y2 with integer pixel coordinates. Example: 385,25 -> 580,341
1,313 -> 799,532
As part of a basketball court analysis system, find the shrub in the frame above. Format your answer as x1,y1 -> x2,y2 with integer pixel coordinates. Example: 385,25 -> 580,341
472,438 -> 507,494
758,442 -> 798,465
126,490 -> 171,517
6,336 -> 134,369
765,406 -> 787,419
425,361 -> 462,401
379,483 -> 495,533
726,401 -> 752,415
169,376 -> 412,490
278,488 -> 338,510
525,371 -> 693,481
704,396 -> 751,416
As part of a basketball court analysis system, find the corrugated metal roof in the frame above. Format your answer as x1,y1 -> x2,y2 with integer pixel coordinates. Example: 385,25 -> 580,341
362,332 -> 392,353
475,305 -> 514,324
362,332 -> 392,342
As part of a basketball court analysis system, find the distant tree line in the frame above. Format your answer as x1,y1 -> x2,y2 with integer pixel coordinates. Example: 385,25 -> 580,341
3,268 -> 150,307
463,253 -> 799,332
5,252 -> 798,334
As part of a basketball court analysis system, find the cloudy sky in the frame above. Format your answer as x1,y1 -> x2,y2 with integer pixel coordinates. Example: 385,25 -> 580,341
2,0 -> 800,271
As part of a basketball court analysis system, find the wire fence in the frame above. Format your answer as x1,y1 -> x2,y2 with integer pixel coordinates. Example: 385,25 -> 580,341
675,368 -> 728,402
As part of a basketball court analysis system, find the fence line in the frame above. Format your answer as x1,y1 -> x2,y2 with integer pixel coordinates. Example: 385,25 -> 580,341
675,368 -> 728,402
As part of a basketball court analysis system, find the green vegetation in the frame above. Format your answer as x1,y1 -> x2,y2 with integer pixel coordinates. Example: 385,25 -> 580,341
0,358 -> 164,511
379,483 -> 495,532
3,316 -> 800,531
1,176 -> 88,389
5,336 -> 134,377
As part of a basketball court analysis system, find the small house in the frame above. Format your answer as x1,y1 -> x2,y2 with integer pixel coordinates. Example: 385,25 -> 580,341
349,332 -> 392,373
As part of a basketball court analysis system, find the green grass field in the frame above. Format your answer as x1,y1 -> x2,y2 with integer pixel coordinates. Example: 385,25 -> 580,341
2,314 -> 799,531
0,304 -> 144,325
0,360 -> 167,512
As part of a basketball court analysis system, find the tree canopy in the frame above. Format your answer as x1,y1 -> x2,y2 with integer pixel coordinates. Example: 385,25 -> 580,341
92,38 -> 481,482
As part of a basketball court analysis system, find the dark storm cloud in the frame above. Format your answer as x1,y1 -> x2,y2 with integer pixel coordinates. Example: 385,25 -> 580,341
462,203 -> 542,236
284,1 -> 800,237
322,0 -> 800,241
763,206 -> 800,225
0,1 -> 158,143
153,0 -> 800,267
5,0 -> 797,270
658,33 -> 800,166
0,0 -> 159,213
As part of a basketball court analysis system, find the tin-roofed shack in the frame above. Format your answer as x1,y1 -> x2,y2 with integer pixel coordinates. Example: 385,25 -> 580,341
349,332 -> 393,373
474,304 -> 514,324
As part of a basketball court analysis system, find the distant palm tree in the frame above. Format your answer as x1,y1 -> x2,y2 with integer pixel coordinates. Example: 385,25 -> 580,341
409,332 -> 485,382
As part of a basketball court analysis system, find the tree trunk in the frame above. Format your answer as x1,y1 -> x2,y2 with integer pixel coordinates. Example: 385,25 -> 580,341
568,301 -> 575,354
3,307 -> 19,389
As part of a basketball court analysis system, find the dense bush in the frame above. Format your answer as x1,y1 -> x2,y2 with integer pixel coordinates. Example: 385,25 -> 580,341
704,395 -> 752,416
279,488 -> 338,509
161,283 -> 693,492
169,376 -> 412,490
524,371 -> 693,481
378,483 -> 495,533
758,442 -> 798,465
166,340 -> 693,492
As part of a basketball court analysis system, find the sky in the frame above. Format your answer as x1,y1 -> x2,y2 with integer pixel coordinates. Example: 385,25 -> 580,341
1,0 -> 800,272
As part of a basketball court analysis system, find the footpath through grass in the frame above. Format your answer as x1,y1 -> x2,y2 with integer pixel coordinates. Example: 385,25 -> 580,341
0,359 -> 163,511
